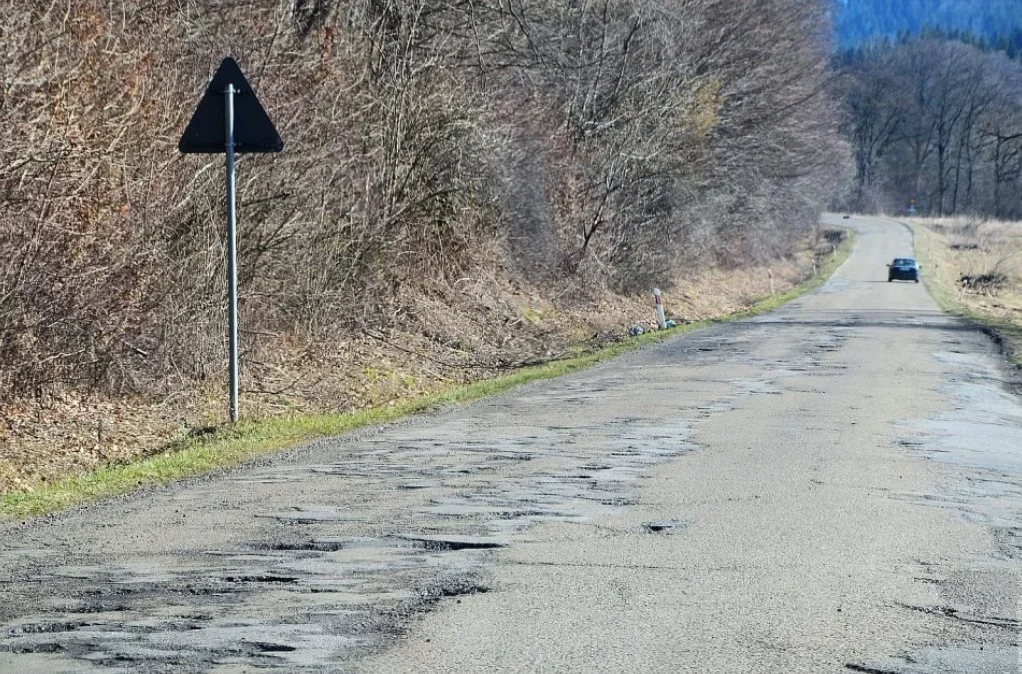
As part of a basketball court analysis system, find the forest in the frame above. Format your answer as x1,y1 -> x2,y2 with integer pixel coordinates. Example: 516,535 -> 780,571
836,31 -> 1022,217
0,0 -> 844,413
834,0 -> 1022,47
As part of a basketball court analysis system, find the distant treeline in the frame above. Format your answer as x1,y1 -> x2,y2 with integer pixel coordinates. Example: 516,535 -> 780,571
835,0 -> 1022,48
0,0 -> 844,401
841,25 -> 1022,62
836,33 -> 1022,218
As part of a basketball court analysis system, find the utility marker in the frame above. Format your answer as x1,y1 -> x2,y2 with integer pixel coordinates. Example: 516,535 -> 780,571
179,57 -> 284,422
653,288 -> 667,330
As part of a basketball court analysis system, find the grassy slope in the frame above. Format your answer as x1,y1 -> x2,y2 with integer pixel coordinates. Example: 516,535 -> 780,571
910,221 -> 1022,367
0,230 -> 856,519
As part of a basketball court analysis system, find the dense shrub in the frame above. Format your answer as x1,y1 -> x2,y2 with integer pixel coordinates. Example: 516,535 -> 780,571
0,0 -> 845,400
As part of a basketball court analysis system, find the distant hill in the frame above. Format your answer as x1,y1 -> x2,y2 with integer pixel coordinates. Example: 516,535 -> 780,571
835,0 -> 1022,47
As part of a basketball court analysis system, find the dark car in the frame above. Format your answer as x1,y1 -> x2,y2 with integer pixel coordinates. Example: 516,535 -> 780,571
887,257 -> 921,283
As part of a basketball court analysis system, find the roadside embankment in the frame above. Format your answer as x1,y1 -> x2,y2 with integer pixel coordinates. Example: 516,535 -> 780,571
0,228 -> 854,518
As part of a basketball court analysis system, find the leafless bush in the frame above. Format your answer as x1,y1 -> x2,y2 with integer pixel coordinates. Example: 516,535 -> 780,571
0,0 -> 844,402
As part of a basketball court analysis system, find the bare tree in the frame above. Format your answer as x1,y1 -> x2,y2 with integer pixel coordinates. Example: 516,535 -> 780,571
840,35 -> 1022,218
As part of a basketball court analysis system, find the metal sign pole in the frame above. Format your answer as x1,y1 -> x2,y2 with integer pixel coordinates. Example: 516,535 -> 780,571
181,58 -> 282,423
225,83 -> 240,423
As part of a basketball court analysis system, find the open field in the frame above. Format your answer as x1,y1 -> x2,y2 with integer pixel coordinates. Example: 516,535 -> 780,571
909,217 -> 1022,366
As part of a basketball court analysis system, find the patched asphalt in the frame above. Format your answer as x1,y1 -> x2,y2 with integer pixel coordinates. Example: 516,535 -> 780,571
1,215 -> 1020,673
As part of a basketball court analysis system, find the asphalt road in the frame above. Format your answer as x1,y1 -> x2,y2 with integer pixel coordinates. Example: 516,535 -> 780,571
1,215 -> 1020,673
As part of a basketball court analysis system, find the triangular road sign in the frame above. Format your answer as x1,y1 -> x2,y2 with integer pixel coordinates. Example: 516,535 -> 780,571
179,57 -> 284,154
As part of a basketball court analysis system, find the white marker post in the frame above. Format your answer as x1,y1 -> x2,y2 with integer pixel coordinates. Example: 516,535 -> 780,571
653,288 -> 667,330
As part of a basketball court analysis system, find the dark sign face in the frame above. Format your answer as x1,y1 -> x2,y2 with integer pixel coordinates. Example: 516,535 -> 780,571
179,57 -> 283,154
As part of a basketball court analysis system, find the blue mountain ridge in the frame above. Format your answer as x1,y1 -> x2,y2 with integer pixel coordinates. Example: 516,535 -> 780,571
835,0 -> 1022,47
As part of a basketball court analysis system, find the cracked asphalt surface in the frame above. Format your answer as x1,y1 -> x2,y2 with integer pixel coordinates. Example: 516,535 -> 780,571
1,215 -> 1020,673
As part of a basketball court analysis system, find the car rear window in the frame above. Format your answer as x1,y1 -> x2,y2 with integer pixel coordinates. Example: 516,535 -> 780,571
893,259 -> 915,266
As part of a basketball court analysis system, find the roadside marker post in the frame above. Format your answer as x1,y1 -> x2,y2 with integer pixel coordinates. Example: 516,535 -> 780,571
179,57 -> 284,423
653,288 -> 667,330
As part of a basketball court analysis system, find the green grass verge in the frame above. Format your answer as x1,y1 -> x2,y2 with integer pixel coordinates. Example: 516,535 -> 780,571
909,222 -> 1022,367
1,228 -> 855,519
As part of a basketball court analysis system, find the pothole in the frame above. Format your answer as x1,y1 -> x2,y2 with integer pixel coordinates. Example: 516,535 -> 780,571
253,537 -> 389,553
266,540 -> 348,553
224,575 -> 300,585
6,621 -> 90,636
642,519 -> 684,534
397,534 -> 508,551
416,572 -> 492,607
71,603 -> 131,614
251,641 -> 298,653
600,497 -> 637,506
437,584 -> 489,597
9,642 -> 67,654
423,581 -> 490,602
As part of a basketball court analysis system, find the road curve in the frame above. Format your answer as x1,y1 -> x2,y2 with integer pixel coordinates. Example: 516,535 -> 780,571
1,215 -> 1020,673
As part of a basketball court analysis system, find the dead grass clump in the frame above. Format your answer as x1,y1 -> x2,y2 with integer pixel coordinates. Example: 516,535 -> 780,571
921,217 -> 1022,294
959,273 -> 1011,294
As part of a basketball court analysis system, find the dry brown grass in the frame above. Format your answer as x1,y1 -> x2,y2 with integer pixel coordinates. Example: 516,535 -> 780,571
910,217 -> 1022,364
